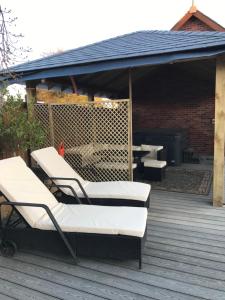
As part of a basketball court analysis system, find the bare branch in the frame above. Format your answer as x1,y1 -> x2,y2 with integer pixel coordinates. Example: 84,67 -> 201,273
0,5 -> 31,78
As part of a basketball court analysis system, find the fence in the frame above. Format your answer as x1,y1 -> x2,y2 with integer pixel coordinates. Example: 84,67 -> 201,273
34,100 -> 132,181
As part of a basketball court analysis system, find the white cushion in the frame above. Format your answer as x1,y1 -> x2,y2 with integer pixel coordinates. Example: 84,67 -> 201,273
31,147 -> 87,194
144,160 -> 167,168
36,204 -> 147,237
112,144 -> 126,151
132,145 -> 142,151
141,144 -> 152,151
65,144 -> 99,167
141,144 -> 163,152
80,181 -> 150,201
65,144 -> 94,155
94,162 -> 137,170
0,157 -> 59,227
141,153 -> 156,162
140,145 -> 164,162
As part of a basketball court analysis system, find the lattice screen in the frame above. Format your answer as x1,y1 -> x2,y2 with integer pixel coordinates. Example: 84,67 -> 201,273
34,100 -> 132,181
34,104 -> 51,147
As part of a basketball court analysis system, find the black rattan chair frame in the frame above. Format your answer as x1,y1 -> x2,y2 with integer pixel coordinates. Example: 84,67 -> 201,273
0,194 -> 145,268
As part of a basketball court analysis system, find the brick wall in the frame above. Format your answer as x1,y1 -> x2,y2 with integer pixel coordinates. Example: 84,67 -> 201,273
179,16 -> 214,31
132,66 -> 215,155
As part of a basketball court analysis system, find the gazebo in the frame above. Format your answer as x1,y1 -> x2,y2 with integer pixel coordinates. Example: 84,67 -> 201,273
3,29 -> 225,207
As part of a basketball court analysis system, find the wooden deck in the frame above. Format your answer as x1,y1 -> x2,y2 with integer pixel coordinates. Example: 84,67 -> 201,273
1,189 -> 225,300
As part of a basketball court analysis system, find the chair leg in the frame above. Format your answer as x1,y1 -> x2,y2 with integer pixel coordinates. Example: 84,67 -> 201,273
138,240 -> 142,270
139,255 -> 142,270
49,216 -> 78,264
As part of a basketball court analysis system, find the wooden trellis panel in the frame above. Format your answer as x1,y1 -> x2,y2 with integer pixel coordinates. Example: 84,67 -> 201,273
34,104 -> 52,147
34,100 -> 132,181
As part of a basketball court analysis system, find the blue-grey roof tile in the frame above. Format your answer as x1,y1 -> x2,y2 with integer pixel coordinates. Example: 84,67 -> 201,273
10,30 -> 225,74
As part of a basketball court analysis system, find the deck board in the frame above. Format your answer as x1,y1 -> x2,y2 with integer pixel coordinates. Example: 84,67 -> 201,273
1,189 -> 225,299
0,277 -> 57,300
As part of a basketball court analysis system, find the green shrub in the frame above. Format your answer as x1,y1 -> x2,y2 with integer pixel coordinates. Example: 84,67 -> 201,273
0,91 -> 46,154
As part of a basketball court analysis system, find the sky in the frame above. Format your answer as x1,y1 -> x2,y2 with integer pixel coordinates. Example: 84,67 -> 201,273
2,0 -> 225,62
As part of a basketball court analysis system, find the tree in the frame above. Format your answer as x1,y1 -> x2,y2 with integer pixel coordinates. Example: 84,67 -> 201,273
0,5 -> 30,76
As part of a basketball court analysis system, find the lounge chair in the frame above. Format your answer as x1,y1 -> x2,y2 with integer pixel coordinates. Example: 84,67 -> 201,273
31,147 -> 151,208
0,156 -> 147,268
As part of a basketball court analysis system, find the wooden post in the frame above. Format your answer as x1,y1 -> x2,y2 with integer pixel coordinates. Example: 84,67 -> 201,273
26,81 -> 37,166
213,57 -> 225,207
26,81 -> 37,120
70,76 -> 78,94
128,69 -> 133,181
88,94 -> 94,102
48,104 -> 55,147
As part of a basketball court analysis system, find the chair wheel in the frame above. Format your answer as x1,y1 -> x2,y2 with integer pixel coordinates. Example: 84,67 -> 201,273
0,240 -> 17,257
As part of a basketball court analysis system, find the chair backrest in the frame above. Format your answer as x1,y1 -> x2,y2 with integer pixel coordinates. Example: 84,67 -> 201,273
31,147 -> 88,195
31,147 -> 86,191
0,156 -> 59,227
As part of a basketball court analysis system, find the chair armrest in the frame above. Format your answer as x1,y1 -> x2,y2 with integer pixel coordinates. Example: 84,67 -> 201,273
0,201 -> 54,227
50,183 -> 82,204
0,201 -> 77,261
49,177 -> 91,205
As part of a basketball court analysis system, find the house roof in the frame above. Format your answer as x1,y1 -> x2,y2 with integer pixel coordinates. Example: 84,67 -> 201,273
171,5 -> 225,31
5,30 -> 225,84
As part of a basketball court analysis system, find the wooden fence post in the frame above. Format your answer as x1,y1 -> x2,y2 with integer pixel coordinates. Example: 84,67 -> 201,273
213,57 -> 225,207
26,81 -> 37,166
128,69 -> 133,181
26,82 -> 36,120
48,104 -> 55,147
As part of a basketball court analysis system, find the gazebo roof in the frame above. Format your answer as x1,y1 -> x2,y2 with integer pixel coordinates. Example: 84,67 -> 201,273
6,30 -> 225,83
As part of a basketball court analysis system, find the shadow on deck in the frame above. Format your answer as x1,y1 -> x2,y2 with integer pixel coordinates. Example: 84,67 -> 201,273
1,189 -> 225,300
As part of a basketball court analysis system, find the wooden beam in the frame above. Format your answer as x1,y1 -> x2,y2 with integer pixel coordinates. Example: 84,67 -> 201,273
213,57 -> 225,207
128,69 -> 133,181
26,81 -> 37,120
70,76 -> 78,94
88,94 -> 94,102
25,81 -> 37,166
48,104 -> 55,147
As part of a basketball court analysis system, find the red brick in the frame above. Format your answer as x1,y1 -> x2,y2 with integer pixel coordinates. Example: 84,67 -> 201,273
132,67 -> 215,155
180,16 -> 214,31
